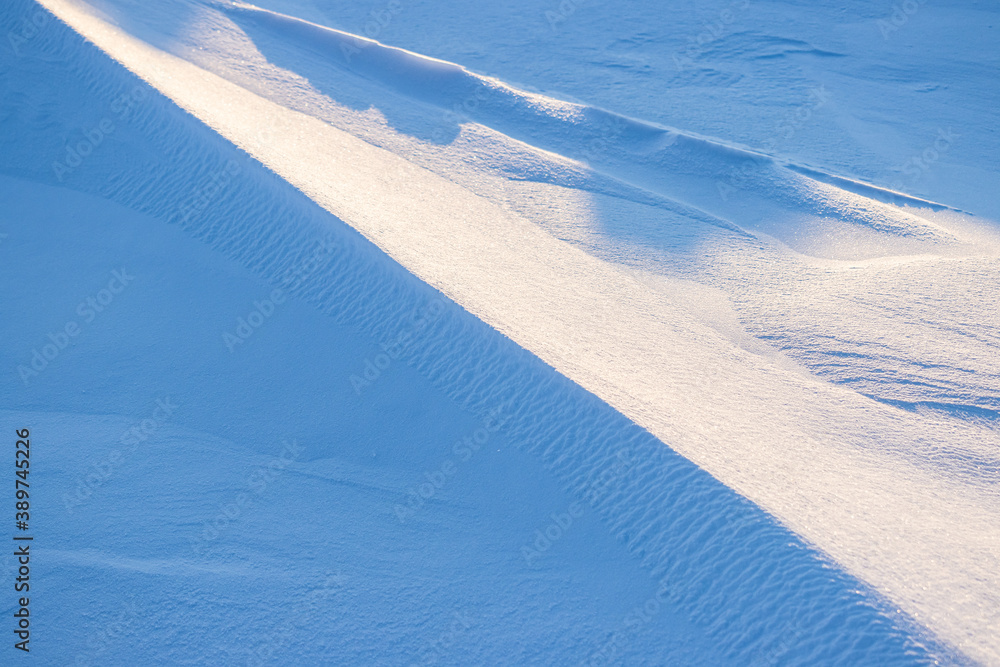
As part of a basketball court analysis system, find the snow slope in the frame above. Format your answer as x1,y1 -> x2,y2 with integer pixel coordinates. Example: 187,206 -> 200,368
1,0 -> 998,663
245,0 -> 1000,222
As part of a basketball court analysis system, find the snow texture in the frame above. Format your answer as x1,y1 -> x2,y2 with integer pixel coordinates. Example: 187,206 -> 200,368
1,0 -> 997,664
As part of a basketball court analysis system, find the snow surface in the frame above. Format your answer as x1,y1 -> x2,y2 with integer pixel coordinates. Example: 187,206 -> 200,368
1,0 -> 998,664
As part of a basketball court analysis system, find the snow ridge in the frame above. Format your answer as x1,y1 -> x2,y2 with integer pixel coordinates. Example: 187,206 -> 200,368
3,1 -> 963,662
223,0 -> 963,252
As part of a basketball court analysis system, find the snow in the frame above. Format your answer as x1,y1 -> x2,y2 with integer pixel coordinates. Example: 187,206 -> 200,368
1,0 -> 998,663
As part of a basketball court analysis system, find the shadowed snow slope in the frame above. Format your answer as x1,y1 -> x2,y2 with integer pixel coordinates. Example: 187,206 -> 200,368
3,0 -> 999,664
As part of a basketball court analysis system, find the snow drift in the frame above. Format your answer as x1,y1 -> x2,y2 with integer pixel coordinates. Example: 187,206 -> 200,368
2,0 -> 998,663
